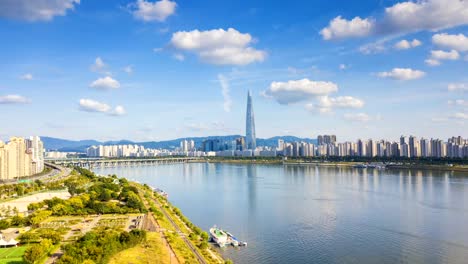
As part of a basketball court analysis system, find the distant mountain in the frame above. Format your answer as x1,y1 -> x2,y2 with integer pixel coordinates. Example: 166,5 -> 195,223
41,135 -> 317,152
41,137 -> 101,151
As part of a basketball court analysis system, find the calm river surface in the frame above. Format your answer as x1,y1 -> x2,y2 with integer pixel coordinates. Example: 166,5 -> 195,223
93,163 -> 468,264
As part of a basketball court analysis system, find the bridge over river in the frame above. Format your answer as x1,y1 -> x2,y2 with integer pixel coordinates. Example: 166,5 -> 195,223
47,157 -> 203,168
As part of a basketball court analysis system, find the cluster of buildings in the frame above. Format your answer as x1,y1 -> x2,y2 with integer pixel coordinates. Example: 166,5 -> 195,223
279,135 -> 468,158
80,92 -> 467,159
0,136 -> 44,181
86,144 -> 171,158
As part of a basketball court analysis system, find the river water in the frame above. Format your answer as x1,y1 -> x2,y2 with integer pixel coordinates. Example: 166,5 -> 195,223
93,163 -> 468,264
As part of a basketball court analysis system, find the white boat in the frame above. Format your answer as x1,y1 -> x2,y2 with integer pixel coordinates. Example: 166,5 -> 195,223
209,226 -> 228,247
226,232 -> 239,247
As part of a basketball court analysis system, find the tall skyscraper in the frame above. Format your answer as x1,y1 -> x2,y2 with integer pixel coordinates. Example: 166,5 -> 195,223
245,91 -> 256,150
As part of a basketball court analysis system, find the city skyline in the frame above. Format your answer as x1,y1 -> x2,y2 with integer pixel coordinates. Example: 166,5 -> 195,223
0,0 -> 467,142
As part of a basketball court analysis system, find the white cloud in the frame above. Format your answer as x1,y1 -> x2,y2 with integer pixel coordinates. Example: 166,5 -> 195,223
306,96 -> 364,114
123,65 -> 133,74
430,50 -> 460,60
0,95 -> 31,104
170,28 -> 266,65
0,0 -> 80,21
448,83 -> 468,92
131,0 -> 176,22
79,99 -> 125,116
426,49 -> 460,66
432,33 -> 468,52
339,64 -> 348,70
20,73 -> 33,80
79,99 -> 111,113
317,96 -> 364,109
217,74 -> 232,112
198,47 -> 265,65
321,0 -> 468,40
90,57 -> 107,72
320,16 -> 375,40
359,41 -> 386,54
343,113 -> 372,122
89,76 -> 120,90
173,53 -> 185,61
262,78 -> 338,104
383,0 -> 468,34
394,39 -> 422,50
377,68 -> 425,80
110,105 -> 127,116
425,59 -> 441,66
304,103 -> 333,114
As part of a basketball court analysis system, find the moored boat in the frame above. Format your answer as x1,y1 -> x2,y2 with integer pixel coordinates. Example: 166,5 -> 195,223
209,226 -> 228,247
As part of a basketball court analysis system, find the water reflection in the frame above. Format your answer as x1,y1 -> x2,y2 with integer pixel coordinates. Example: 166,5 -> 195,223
93,164 -> 468,264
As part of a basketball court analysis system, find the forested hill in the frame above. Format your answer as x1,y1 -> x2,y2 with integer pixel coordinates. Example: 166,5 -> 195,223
41,136 -> 317,152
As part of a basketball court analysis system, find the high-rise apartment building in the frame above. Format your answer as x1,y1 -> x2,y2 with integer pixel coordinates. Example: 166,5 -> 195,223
0,136 -> 44,181
317,135 -> 337,145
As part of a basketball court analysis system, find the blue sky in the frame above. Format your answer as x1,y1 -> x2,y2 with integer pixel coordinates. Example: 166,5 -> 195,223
0,0 -> 467,142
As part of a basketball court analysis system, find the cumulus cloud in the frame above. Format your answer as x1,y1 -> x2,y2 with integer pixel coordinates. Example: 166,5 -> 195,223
317,96 -> 364,109
78,99 -> 125,116
89,76 -> 120,90
394,39 -> 422,50
110,105 -> 127,116
262,78 -> 338,104
425,59 -> 441,66
432,33 -> 468,52
382,0 -> 468,34
170,28 -> 266,65
321,0 -> 468,40
343,113 -> 372,122
0,0 -> 80,21
20,73 -> 33,80
0,95 -> 31,104
377,68 -> 425,80
426,49 -> 460,66
430,50 -> 460,60
448,83 -> 468,92
306,96 -> 364,113
131,0 -> 176,22
377,68 -> 423,80
217,74 -> 232,112
320,16 -> 375,40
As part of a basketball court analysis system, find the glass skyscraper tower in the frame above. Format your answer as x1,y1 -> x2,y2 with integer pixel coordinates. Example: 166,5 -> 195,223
245,91 -> 256,150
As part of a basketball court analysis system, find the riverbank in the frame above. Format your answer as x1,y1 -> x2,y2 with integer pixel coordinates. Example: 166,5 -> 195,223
0,167 -> 229,264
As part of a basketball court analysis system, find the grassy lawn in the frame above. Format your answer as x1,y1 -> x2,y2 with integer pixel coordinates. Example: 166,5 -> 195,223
108,232 -> 170,264
0,246 -> 27,264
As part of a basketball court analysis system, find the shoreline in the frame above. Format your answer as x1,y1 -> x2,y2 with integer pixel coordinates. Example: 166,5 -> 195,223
200,159 -> 468,172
